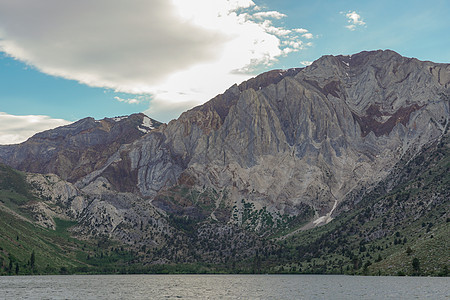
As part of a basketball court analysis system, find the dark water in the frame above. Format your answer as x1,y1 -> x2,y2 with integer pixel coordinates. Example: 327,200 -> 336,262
0,274 -> 448,299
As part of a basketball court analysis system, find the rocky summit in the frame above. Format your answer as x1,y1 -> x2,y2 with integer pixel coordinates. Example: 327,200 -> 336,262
0,50 -> 449,273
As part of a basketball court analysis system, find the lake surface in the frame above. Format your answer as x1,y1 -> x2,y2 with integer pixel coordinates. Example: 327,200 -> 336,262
0,274 -> 448,299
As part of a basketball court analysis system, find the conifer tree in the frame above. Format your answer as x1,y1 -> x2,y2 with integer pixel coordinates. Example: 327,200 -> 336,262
30,250 -> 35,269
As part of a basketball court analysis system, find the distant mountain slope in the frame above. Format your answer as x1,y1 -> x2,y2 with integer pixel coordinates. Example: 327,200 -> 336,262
0,113 -> 162,183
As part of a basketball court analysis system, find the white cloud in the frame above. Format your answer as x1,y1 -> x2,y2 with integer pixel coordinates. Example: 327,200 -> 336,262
302,33 -> 314,39
293,28 -> 309,34
347,11 -> 366,25
0,0 -> 313,122
283,41 -> 303,49
252,11 -> 287,20
260,20 -> 292,36
0,112 -> 71,144
300,61 -> 312,66
344,11 -> 366,31
114,97 -> 139,104
114,96 -> 147,104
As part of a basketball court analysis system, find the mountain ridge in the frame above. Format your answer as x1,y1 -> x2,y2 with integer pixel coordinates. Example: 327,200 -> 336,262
0,113 -> 163,182
0,49 -> 448,256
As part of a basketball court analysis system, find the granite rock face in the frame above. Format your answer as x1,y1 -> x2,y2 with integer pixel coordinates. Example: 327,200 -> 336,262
1,50 -> 449,238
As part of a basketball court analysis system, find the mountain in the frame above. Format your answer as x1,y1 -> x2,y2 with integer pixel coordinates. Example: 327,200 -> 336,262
0,113 -> 162,183
0,50 -> 448,275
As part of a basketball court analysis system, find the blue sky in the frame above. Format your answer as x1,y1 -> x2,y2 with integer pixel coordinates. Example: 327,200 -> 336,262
0,0 -> 449,144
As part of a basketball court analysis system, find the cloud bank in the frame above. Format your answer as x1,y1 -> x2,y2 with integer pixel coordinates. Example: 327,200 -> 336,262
0,112 -> 71,144
0,0 -> 313,121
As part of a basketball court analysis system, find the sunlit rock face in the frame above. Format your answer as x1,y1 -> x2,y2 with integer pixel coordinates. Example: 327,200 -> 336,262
1,50 -> 449,233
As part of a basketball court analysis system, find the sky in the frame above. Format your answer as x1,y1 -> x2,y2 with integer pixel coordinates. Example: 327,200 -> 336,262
0,0 -> 449,144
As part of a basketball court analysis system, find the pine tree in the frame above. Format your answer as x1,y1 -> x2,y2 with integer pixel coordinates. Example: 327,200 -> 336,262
30,250 -> 35,269
406,247 -> 412,256
412,257 -> 420,275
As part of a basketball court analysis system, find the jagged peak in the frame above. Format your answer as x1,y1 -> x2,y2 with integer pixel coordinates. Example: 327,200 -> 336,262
307,49 -> 406,70
187,49 -> 429,118
172,49 -> 448,138
181,67 -> 303,128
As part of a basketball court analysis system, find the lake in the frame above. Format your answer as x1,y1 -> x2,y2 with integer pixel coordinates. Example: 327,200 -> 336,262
0,274 -> 448,299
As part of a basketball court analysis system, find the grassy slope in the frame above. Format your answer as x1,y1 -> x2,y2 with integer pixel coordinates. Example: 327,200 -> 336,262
0,164 -> 139,275
0,164 -> 83,274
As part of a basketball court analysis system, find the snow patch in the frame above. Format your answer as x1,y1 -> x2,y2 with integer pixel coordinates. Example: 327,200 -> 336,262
313,199 -> 338,226
342,61 -> 349,67
138,127 -> 149,133
112,116 -> 127,122
142,116 -> 153,128
137,116 -> 154,133
313,215 -> 328,225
